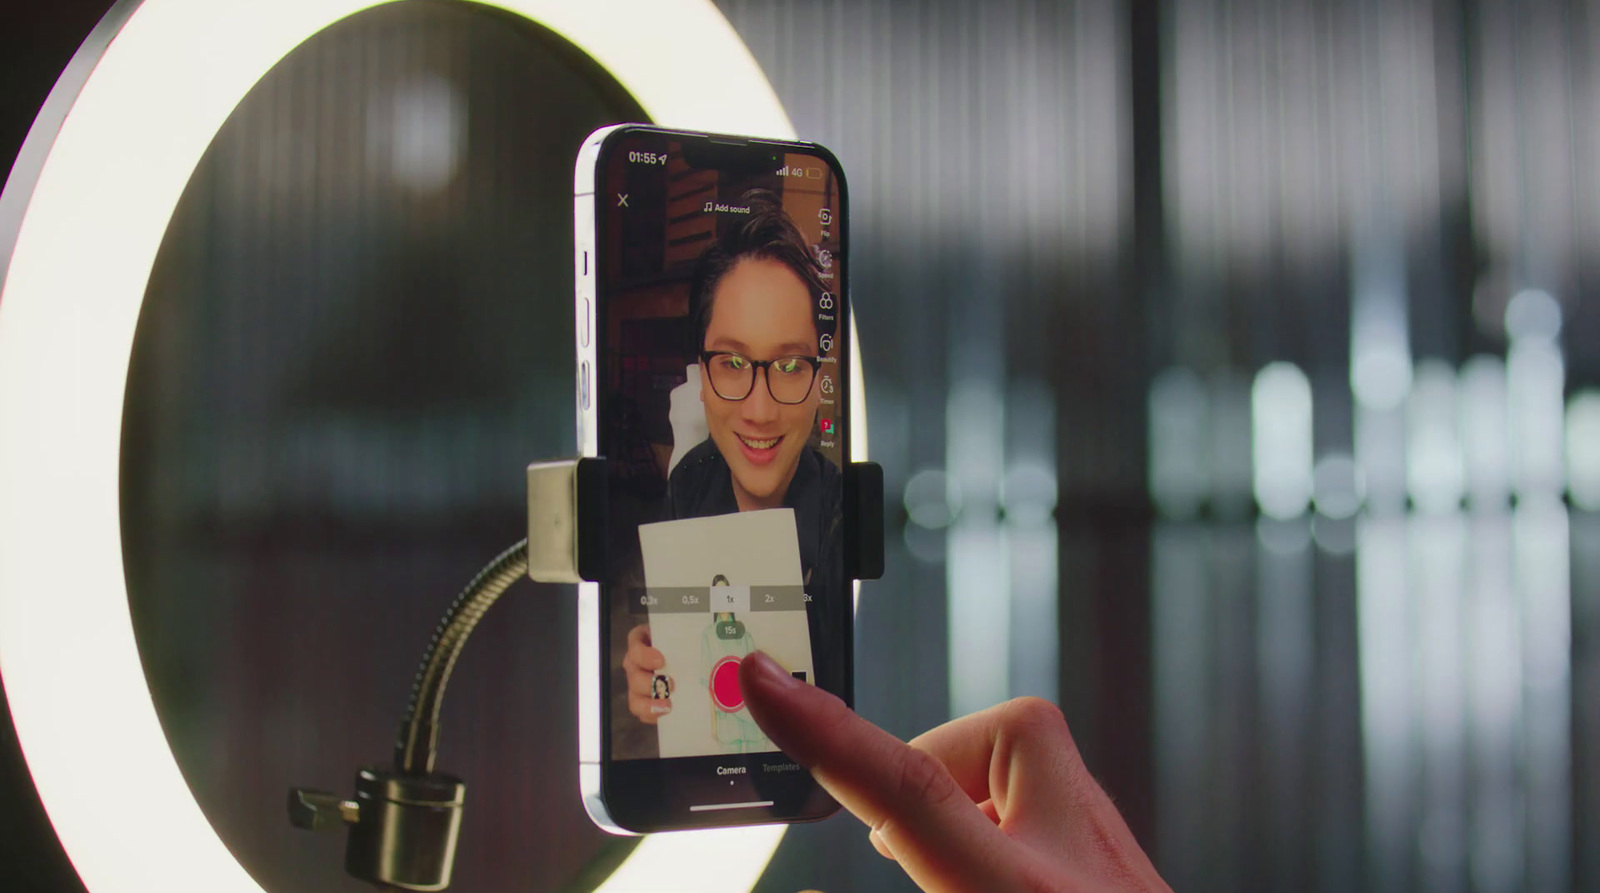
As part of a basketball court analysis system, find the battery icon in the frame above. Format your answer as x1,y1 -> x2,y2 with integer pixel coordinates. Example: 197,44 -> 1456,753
806,167 -> 822,179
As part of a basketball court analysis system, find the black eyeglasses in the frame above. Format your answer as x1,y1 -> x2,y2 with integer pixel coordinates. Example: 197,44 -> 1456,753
700,351 -> 822,404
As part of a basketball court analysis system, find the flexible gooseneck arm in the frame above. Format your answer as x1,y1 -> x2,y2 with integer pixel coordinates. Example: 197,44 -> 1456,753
394,538 -> 530,776
289,538 -> 531,892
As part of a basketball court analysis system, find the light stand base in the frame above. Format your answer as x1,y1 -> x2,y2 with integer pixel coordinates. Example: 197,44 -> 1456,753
290,767 -> 465,892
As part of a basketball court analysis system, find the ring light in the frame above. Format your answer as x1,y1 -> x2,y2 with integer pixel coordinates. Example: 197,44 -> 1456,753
0,1 -> 870,891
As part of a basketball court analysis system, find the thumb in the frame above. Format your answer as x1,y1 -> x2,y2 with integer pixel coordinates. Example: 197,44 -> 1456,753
740,652 -> 1036,893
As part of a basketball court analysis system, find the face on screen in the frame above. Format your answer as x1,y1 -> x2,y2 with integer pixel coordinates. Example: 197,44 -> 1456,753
699,258 -> 822,513
596,134 -> 847,773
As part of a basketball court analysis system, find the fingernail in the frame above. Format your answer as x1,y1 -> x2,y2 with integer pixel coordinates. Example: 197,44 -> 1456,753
744,651 -> 802,692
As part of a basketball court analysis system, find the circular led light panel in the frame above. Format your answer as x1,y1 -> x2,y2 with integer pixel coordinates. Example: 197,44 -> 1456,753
0,1 -> 873,892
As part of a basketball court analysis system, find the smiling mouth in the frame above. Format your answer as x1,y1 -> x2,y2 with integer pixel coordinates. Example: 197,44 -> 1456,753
737,433 -> 782,451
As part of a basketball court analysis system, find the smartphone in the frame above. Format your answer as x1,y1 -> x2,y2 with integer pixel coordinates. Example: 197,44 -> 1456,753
573,124 -> 852,833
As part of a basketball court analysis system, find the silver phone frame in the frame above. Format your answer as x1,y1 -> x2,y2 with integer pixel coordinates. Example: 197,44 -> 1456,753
573,123 -> 618,833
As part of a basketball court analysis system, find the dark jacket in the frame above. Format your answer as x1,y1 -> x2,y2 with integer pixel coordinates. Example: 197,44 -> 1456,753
665,438 -> 845,695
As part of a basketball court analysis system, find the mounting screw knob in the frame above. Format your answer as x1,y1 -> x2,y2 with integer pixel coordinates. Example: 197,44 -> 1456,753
289,788 -> 360,832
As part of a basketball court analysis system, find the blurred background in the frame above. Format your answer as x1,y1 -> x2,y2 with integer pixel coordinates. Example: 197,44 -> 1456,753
4,0 -> 1600,891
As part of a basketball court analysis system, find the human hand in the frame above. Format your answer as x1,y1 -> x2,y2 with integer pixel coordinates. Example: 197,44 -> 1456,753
739,652 -> 1171,893
623,623 -> 673,724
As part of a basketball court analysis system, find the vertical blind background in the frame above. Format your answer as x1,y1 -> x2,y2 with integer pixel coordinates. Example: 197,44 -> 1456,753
3,1 -> 1600,891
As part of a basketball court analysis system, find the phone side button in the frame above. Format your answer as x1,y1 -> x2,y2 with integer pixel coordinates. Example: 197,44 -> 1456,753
581,298 -> 591,347
580,361 -> 591,410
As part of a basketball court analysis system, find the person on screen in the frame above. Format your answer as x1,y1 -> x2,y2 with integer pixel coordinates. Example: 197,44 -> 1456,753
666,189 -> 840,546
623,189 -> 842,730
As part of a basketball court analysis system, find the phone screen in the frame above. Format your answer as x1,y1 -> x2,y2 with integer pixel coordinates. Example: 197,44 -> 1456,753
591,129 -> 848,824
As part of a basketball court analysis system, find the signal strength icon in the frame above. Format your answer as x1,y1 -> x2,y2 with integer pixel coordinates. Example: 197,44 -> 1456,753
776,165 -> 791,177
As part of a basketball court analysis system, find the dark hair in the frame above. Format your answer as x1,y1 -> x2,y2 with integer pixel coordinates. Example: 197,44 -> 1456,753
688,188 -> 832,354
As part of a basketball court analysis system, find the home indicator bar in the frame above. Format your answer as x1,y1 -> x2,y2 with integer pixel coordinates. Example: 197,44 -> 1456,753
688,800 -> 776,812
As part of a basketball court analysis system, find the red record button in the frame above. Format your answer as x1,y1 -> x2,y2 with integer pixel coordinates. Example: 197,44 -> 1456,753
710,656 -> 745,712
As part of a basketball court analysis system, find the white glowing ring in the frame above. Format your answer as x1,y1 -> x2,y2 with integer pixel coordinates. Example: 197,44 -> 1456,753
0,1 -> 868,891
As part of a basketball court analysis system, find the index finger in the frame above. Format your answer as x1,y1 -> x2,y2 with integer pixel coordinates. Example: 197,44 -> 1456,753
739,653 -> 1037,893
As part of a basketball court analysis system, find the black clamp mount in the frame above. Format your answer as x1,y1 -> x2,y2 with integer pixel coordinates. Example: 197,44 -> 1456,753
287,457 -> 882,890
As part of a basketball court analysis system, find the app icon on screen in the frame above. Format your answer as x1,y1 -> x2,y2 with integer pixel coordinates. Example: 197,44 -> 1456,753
820,418 -> 835,437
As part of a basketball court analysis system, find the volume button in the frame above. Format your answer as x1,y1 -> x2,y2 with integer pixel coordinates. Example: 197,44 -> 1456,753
581,298 -> 591,347
580,361 -> 591,410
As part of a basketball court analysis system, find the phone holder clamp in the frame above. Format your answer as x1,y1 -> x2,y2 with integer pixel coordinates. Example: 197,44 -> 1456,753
523,456 -> 882,582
